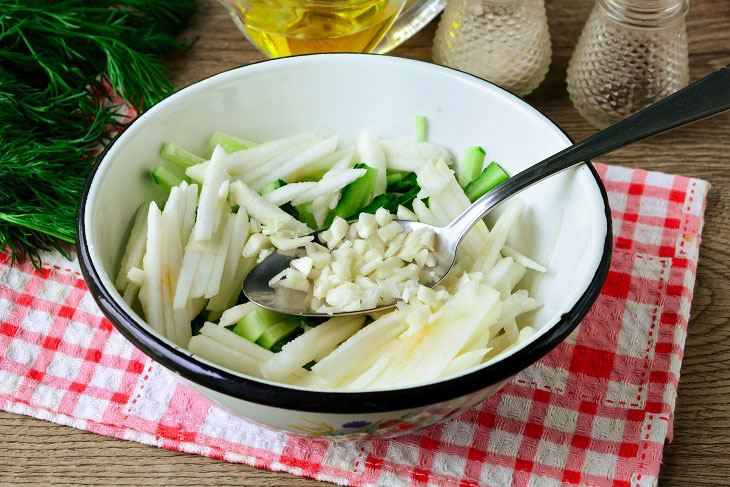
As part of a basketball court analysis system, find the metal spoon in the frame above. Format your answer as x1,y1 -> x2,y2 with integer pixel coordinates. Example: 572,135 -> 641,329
243,65 -> 730,317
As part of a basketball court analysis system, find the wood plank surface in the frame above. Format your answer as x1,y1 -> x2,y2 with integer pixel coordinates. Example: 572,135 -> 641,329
1,0 -> 729,485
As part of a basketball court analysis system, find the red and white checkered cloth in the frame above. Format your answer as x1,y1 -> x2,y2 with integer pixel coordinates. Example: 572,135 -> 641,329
0,163 -> 708,487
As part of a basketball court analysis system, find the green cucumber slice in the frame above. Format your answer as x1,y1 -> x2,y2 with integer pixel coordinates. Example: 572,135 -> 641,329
464,162 -> 509,202
457,146 -> 486,188
161,142 -> 205,169
151,166 -> 183,189
233,308 -> 285,342
334,165 -> 378,220
209,132 -> 257,154
261,179 -> 287,196
415,115 -> 427,142
256,320 -> 300,350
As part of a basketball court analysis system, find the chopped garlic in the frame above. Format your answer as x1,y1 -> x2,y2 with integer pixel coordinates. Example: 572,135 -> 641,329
353,238 -> 367,255
269,210 -> 438,313
360,256 -> 383,276
291,257 -> 313,277
417,285 -> 448,309
332,259 -> 351,281
268,268 -> 287,287
414,248 -> 429,267
384,232 -> 407,258
326,283 -> 360,308
356,213 -> 378,238
269,233 -> 314,250
126,266 -> 146,287
279,268 -> 309,292
324,216 -> 349,249
374,207 -> 392,226
377,221 -> 402,243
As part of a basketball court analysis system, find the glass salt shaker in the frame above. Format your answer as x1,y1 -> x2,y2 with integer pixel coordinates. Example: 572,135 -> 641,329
432,0 -> 552,97
566,0 -> 690,128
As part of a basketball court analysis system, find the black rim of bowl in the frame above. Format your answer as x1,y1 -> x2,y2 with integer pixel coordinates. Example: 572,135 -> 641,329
77,53 -> 613,414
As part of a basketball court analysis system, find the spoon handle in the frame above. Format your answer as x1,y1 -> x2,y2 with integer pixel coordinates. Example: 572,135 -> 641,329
445,64 -> 730,243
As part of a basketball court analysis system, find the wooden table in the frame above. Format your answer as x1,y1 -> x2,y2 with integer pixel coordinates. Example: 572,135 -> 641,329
1,0 -> 728,485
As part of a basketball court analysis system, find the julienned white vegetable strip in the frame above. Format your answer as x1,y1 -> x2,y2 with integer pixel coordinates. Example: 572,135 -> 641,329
470,198 -> 525,275
190,207 -> 230,299
200,322 -> 273,363
412,198 -> 438,226
217,302 -> 260,327
484,256 -> 526,299
484,326 -> 536,362
343,340 -> 399,390
205,212 -> 235,298
416,159 -> 489,262
160,209 -> 180,344
226,133 -> 321,178
328,146 -> 356,170
293,147 -> 356,180
311,193 -> 337,229
192,145 -> 229,242
208,255 -> 256,312
311,310 -> 409,386
502,245 -> 546,272
496,290 -> 541,331
263,182 -> 317,206
173,246 -> 200,309
162,190 -> 194,346
260,316 -> 364,381
141,202 -> 164,335
188,334 -> 263,377
185,133 -> 319,182
290,168 -> 366,206
206,209 -> 250,311
194,322 -> 308,382
357,132 -> 387,196
369,282 -> 501,388
246,135 -> 339,190
229,180 -> 312,235
439,348 -> 491,379
165,185 -> 185,229
122,283 -> 140,306
115,203 -> 148,291
181,182 -> 199,245
380,138 -> 453,173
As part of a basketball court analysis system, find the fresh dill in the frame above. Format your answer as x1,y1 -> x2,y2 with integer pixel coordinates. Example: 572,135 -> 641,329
0,0 -> 198,267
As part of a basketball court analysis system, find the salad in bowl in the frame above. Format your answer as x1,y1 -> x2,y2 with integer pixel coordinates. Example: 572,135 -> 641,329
78,54 -> 610,437
117,120 -> 543,390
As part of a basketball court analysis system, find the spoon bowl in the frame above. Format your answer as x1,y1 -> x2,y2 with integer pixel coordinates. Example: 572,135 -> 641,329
242,220 -> 456,316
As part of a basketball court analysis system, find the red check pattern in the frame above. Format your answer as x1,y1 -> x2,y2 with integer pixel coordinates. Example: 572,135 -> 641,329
0,164 -> 708,487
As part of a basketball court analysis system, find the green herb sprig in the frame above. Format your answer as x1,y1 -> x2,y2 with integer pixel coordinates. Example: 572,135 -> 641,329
0,0 -> 198,267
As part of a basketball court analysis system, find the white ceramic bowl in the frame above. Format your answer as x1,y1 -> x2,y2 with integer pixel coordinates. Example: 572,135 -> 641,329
78,54 -> 611,439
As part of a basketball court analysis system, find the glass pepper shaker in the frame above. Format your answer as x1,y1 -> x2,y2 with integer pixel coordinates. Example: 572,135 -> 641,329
432,0 -> 552,97
566,0 -> 690,128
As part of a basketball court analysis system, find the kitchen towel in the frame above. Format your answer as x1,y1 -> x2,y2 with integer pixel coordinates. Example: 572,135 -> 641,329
0,163 -> 708,487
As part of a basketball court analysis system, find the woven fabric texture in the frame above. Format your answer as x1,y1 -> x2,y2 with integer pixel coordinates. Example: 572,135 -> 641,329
0,163 -> 709,487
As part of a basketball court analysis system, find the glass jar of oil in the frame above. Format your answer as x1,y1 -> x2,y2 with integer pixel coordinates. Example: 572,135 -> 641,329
219,0 -> 445,57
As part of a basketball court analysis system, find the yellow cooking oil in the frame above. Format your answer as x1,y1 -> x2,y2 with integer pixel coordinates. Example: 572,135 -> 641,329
233,0 -> 406,57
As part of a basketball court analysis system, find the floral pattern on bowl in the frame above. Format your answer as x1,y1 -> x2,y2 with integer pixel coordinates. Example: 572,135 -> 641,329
287,402 -> 473,438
